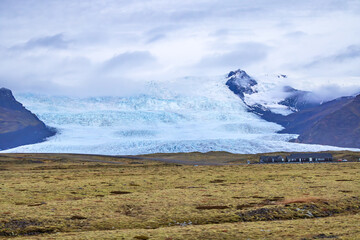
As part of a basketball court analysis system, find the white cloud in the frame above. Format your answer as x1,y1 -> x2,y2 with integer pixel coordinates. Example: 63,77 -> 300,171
10,34 -> 70,50
0,0 -> 359,96
194,42 -> 269,74
102,51 -> 158,72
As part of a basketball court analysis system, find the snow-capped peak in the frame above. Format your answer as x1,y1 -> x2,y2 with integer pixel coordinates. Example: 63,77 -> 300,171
225,69 -> 257,99
226,69 -> 329,116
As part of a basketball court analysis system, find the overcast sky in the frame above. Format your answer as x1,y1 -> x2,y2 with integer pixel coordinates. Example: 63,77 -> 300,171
0,0 -> 360,96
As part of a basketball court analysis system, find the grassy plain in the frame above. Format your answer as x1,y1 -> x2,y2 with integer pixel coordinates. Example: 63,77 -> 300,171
0,152 -> 359,239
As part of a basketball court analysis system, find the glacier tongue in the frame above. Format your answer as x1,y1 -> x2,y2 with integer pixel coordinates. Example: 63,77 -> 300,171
4,76 -> 351,154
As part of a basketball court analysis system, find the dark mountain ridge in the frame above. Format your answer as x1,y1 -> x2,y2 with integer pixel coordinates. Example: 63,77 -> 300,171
0,88 -> 56,150
277,96 -> 354,134
0,88 -> 25,110
296,94 -> 360,148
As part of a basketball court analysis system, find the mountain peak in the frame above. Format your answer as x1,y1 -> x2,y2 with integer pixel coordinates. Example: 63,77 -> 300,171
354,94 -> 360,102
0,87 -> 12,96
0,87 -> 56,150
227,69 -> 250,79
226,69 -> 257,99
0,87 -> 24,110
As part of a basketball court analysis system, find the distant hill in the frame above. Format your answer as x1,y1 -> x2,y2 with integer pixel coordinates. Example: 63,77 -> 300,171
0,88 -> 56,150
277,96 -> 354,134
296,94 -> 360,148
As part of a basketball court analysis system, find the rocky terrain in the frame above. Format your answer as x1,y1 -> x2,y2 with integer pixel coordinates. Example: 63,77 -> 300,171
225,70 -> 257,99
0,88 -> 56,150
226,69 -> 323,113
226,69 -> 360,148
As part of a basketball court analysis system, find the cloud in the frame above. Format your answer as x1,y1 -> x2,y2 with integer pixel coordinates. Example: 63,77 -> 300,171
0,49 -> 160,96
195,42 -> 269,72
169,9 -> 210,22
307,45 -> 360,67
144,25 -> 184,44
10,34 -> 70,50
295,44 -> 360,78
312,84 -> 360,102
0,0 -> 359,96
210,29 -> 229,37
76,51 -> 160,96
102,51 -> 157,72
146,34 -> 166,43
0,43 -> 93,95
284,31 -> 307,39
333,45 -> 360,62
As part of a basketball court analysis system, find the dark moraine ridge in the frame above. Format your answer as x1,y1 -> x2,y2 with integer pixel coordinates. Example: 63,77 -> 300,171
0,88 -> 56,150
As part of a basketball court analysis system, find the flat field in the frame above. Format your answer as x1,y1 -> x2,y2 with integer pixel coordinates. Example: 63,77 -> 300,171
0,152 -> 359,239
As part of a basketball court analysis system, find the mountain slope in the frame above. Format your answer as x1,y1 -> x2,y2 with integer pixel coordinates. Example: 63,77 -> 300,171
250,94 -> 360,148
226,69 -> 324,116
278,96 -> 354,134
0,88 -> 56,150
225,69 -> 360,149
296,94 -> 360,148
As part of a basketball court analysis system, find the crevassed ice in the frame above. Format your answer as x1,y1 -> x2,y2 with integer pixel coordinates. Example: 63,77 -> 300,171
5,77 -> 354,154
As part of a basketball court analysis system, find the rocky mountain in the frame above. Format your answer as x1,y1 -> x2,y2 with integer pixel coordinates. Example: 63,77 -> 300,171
226,69 -> 360,149
0,88 -> 56,150
277,96 -> 354,134
296,94 -> 360,148
225,69 -> 257,100
226,69 -> 322,114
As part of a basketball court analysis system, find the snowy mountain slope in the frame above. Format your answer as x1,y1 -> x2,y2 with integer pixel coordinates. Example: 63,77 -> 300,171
226,69 -> 326,115
3,76 -> 356,155
225,69 -> 360,149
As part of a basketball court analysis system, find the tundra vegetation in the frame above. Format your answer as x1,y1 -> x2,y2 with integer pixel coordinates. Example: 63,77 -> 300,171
0,151 -> 359,239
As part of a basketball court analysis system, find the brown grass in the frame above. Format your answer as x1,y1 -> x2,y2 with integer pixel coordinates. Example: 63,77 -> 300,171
279,196 -> 326,205
0,152 -> 359,239
196,205 -> 230,210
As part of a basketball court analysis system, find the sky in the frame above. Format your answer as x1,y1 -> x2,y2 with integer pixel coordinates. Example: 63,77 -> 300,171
0,0 -> 360,96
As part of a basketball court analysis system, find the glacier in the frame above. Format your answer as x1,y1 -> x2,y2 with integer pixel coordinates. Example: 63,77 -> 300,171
3,76 -> 355,155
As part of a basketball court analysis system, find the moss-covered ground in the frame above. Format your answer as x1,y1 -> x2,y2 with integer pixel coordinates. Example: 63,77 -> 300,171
0,152 -> 359,239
